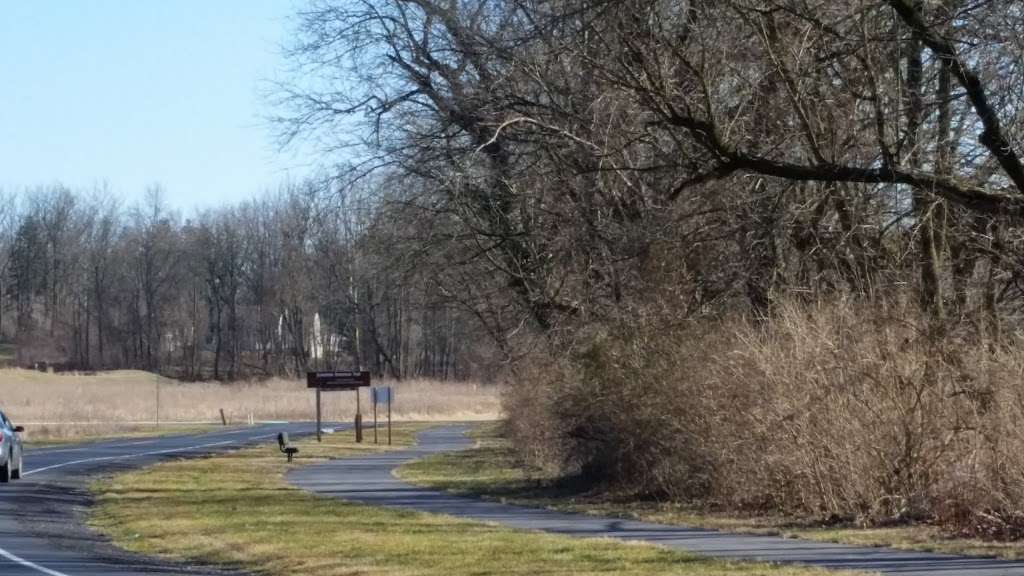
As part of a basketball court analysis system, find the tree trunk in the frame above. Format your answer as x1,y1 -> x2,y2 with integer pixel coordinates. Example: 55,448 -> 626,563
905,10 -> 945,320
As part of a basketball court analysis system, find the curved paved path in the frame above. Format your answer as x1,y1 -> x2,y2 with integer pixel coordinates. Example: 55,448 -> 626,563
1,422 -> 337,576
290,425 -> 1024,576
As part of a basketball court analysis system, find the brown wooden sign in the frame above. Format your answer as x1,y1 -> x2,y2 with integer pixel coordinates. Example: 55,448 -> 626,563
307,370 -> 371,389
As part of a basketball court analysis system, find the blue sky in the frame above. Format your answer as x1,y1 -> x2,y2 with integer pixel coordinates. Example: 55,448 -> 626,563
0,1 -> 316,211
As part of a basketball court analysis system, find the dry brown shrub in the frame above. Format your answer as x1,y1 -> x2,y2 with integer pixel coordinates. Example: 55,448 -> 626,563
709,298 -> 1024,530
709,298 -> 960,520
506,297 -> 1024,535
502,358 -> 571,475
506,321 -> 717,498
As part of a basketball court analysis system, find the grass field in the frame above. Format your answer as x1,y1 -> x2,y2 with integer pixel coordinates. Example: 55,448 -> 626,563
397,423 -> 1024,561
0,368 -> 501,441
89,423 -> 861,576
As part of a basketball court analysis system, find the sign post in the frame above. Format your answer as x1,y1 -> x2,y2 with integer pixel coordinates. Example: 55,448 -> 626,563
371,386 -> 394,446
307,371 -> 371,443
315,387 -> 322,442
372,389 -> 379,444
355,390 -> 363,443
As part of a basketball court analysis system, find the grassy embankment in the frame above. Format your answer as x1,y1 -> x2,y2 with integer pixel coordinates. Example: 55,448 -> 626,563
0,368 -> 500,442
397,423 -> 1024,561
90,423 -> 862,576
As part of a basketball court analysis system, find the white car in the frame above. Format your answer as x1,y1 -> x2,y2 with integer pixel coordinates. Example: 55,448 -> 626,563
0,411 -> 24,482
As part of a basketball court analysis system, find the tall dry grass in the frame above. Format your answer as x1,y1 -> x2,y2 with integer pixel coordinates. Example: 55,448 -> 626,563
710,299 -> 1024,534
0,369 -> 501,441
506,297 -> 1024,537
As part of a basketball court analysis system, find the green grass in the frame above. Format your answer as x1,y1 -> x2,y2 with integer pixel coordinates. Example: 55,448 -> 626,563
397,422 -> 1024,562
89,423 -> 857,576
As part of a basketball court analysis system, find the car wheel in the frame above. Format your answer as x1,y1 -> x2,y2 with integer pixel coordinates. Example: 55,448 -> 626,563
0,453 -> 10,483
11,453 -> 22,480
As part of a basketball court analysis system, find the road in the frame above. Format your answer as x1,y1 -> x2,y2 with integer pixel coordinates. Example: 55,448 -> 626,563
0,423 -> 325,576
290,425 -> 1024,576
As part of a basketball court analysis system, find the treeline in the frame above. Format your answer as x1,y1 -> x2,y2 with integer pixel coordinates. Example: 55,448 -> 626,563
276,1 -> 1024,534
0,184 -> 491,380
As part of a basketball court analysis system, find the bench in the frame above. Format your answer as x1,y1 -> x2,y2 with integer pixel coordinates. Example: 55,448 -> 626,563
277,432 -> 299,462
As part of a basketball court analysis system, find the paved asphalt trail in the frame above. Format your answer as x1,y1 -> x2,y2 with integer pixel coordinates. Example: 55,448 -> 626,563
290,425 -> 1024,576
0,422 -> 333,576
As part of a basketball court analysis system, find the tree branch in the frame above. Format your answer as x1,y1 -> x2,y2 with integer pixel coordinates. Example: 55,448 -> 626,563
888,0 -> 1024,195
657,113 -> 1024,216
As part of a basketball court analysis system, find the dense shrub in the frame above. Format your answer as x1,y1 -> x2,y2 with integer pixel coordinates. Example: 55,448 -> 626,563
506,298 -> 1024,535
508,320 -> 719,499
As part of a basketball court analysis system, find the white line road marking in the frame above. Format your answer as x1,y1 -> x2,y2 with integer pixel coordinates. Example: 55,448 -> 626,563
30,439 -> 162,455
25,448 -> 90,455
0,546 -> 71,576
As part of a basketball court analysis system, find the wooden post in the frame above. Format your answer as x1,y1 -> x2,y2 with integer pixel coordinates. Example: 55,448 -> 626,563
387,387 -> 392,446
155,373 -> 161,429
219,408 -> 227,426
373,388 -> 379,444
355,388 -> 363,443
316,387 -> 322,443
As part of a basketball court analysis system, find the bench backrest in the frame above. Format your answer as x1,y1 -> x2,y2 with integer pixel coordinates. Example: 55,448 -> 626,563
277,432 -> 289,448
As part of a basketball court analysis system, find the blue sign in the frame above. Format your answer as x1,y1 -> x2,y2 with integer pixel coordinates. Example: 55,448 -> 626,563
372,386 -> 393,404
